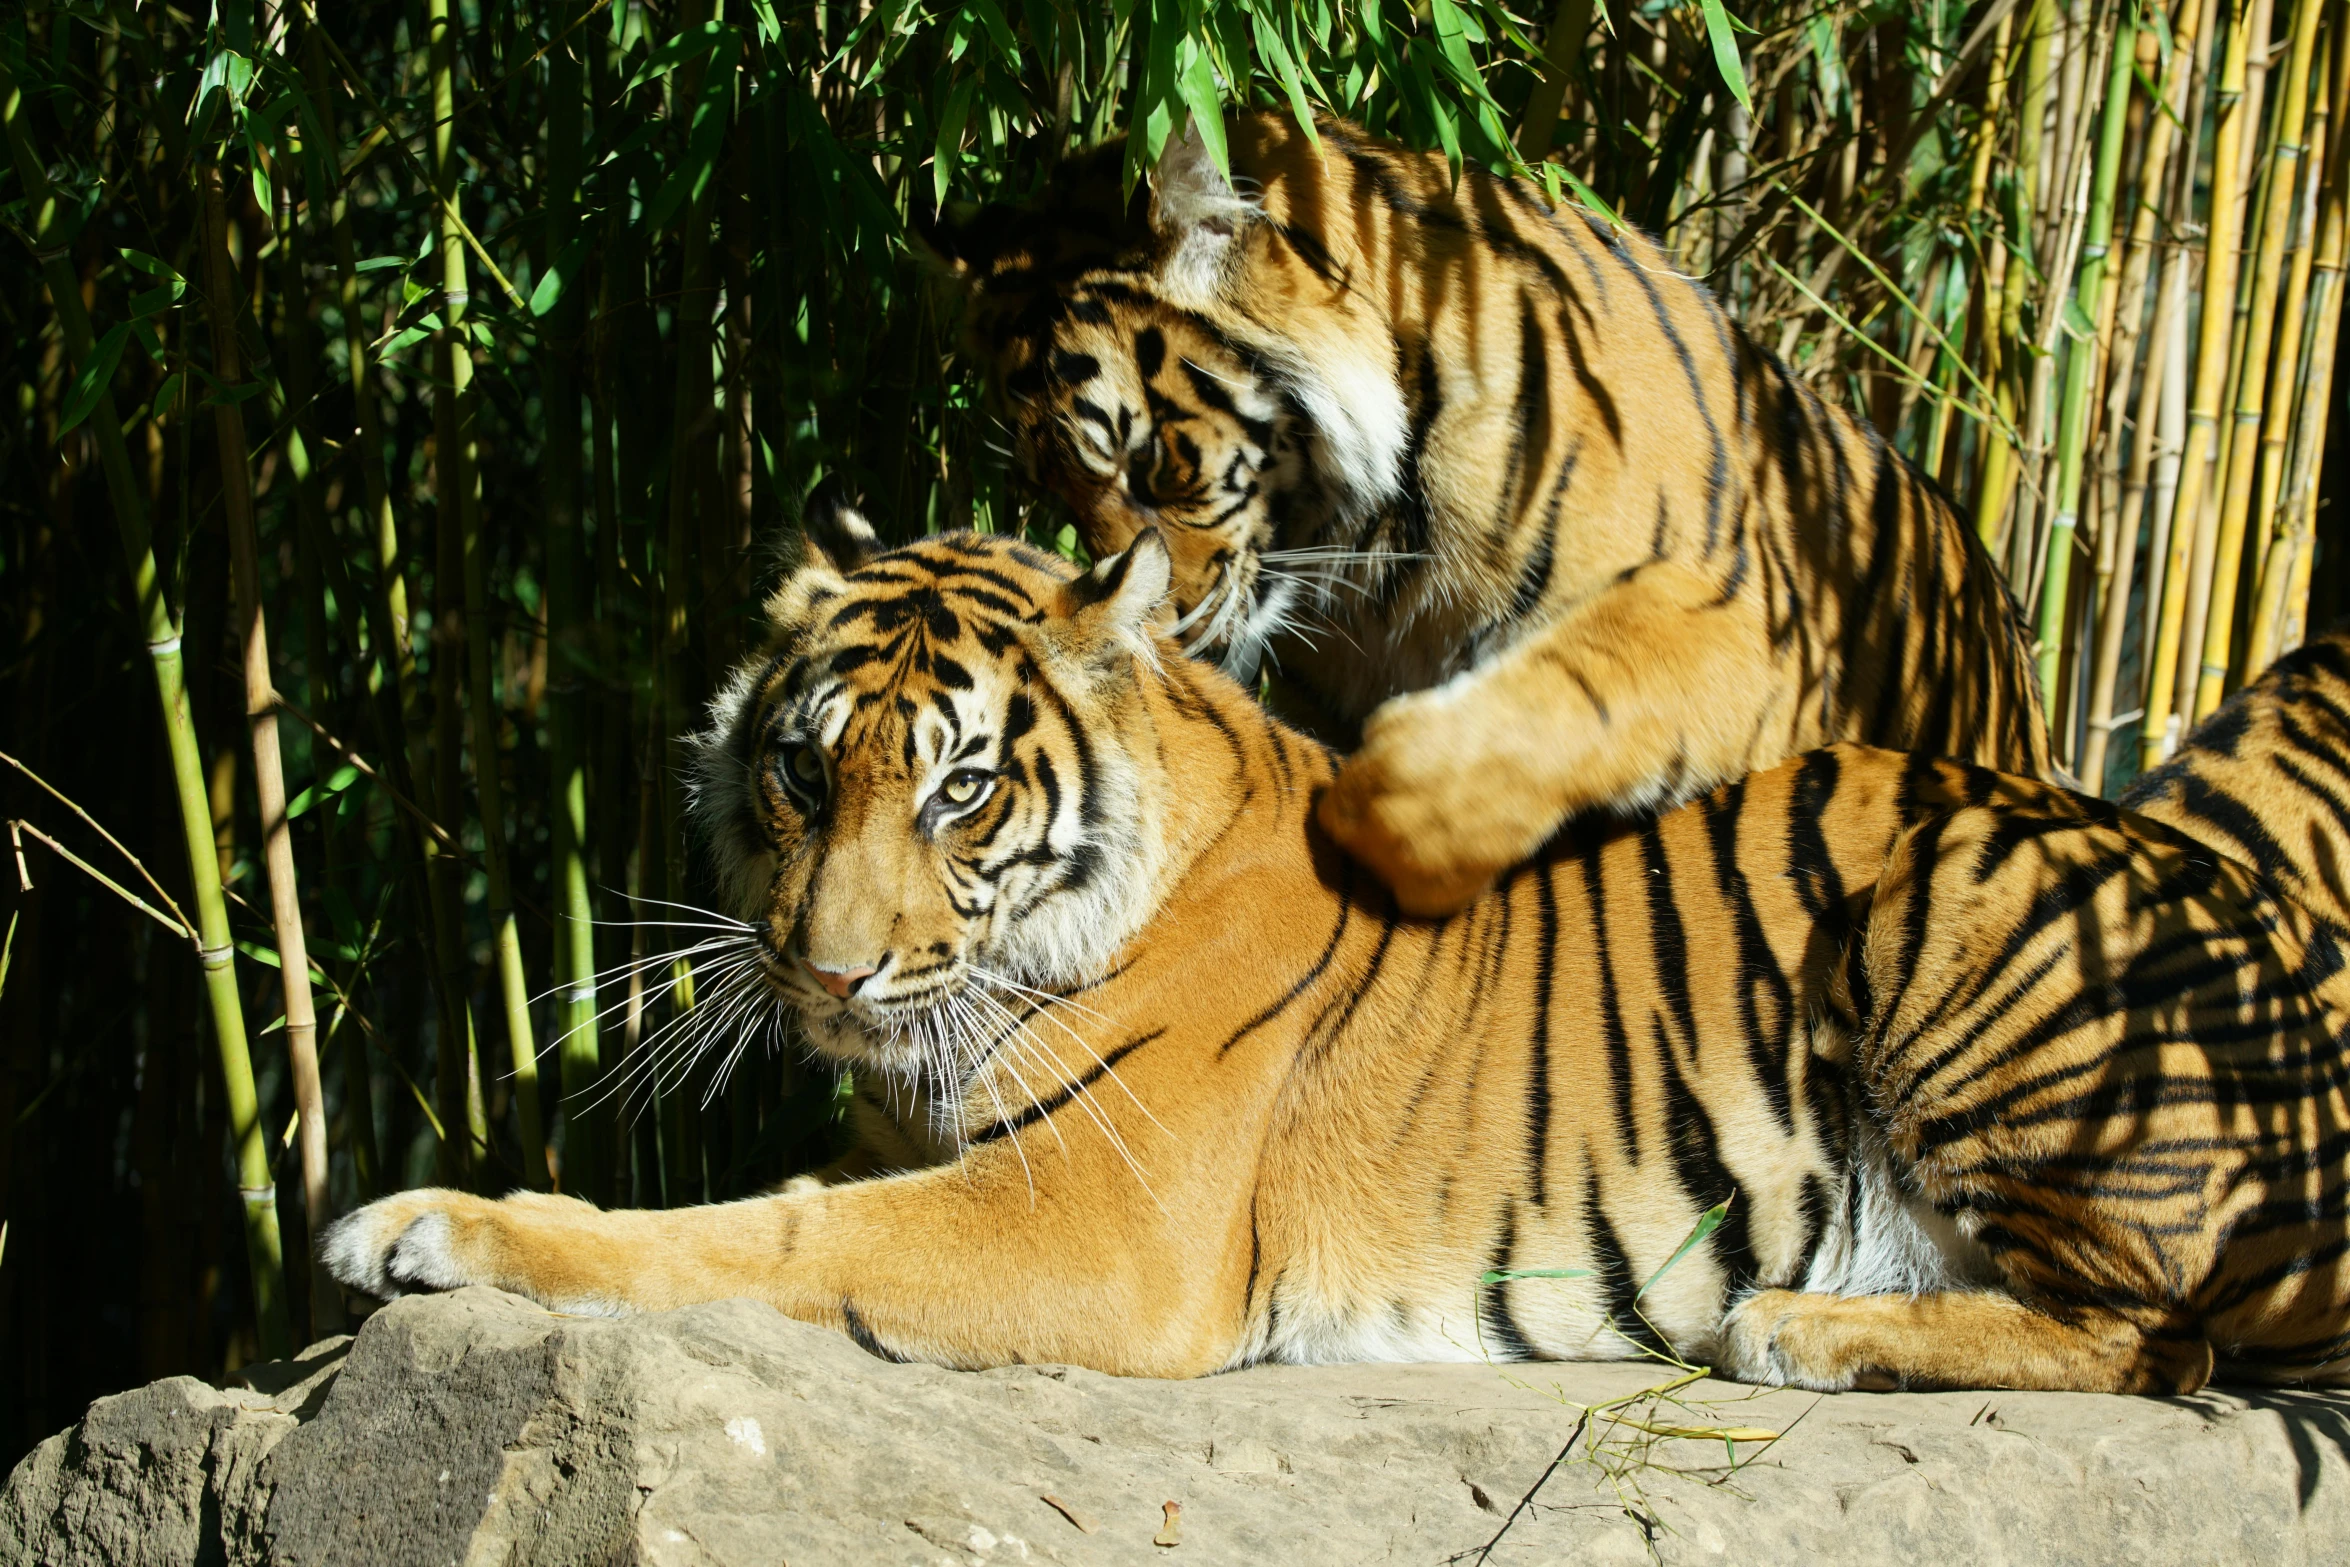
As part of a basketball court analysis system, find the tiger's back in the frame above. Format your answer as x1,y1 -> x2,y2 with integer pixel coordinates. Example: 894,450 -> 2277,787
939,113 -> 2049,909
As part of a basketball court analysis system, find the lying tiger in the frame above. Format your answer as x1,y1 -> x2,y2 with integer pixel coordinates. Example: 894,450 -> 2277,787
327,527 -> 2350,1394
931,114 -> 2052,913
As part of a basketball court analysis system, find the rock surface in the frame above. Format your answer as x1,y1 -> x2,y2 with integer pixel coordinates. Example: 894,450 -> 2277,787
6,1286 -> 2348,1565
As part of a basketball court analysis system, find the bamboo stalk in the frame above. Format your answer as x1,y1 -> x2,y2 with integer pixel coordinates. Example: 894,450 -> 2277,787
1519,0 -> 1596,162
196,162 -> 340,1342
2179,0 -> 2280,713
543,0 -> 594,1199
1979,0 -> 2054,549
659,0 -> 720,1120
2035,5 -> 2136,722
2236,36 -> 2329,676
0,58 -> 292,1360
1940,10 -> 2019,493
2142,0 -> 2254,768
2263,13 -> 2350,657
2193,0 -> 2325,716
427,0 -> 487,1185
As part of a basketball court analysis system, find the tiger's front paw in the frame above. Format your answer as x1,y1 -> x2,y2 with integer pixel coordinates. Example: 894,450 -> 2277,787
1720,1290 -> 1891,1392
322,1189 -> 514,1301
1316,686 -> 1565,916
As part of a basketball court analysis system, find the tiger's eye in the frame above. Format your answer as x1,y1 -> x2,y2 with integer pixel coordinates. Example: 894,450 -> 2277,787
791,747 -> 824,784
944,772 -> 982,804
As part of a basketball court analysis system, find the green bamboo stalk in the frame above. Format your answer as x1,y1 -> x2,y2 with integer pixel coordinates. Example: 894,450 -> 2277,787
299,23 -> 419,727
543,3 -> 599,1202
2034,2 -> 2137,716
2141,0 -> 2254,769
0,57 -> 292,1361
1979,0 -> 2053,551
1932,9 -> 2016,489
196,160 -> 341,1342
2193,0 -> 2325,716
427,0 -> 489,1185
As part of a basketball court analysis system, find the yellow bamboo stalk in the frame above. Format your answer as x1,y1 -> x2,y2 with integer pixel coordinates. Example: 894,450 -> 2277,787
2142,0 -> 2253,768
2080,0 -> 2206,790
2179,0 -> 2279,707
2236,42 -> 2328,677
2264,14 -> 2350,657
196,163 -> 337,1342
2193,0 -> 2325,716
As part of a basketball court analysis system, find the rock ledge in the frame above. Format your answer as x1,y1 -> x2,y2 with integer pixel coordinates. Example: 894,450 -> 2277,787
6,1287 -> 2347,1565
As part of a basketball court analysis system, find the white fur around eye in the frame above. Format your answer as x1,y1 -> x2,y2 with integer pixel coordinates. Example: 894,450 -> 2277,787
1069,416 -> 1122,475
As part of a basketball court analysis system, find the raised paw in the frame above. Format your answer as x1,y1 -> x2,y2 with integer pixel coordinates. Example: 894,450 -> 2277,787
1316,685 -> 1569,915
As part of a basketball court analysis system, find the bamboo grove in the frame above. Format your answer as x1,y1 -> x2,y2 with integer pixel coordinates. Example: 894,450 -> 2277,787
0,0 -> 2345,1464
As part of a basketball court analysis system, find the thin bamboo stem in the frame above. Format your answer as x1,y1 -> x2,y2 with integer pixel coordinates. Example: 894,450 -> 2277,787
197,161 -> 339,1342
1980,0 -> 2054,549
0,57 -> 292,1360
2264,13 -> 2350,656
427,0 -> 487,1185
2142,0 -> 2254,767
545,2 -> 598,1201
2237,37 -> 2328,676
2193,0 -> 2325,716
2036,5 -> 2137,721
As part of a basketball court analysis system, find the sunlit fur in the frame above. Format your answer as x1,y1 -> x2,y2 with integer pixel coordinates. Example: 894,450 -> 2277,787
931,113 -> 2052,913
325,541 -> 2349,1394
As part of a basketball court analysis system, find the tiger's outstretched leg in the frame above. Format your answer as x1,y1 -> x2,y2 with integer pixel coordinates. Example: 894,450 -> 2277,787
1719,1289 -> 2214,1394
1317,560 -> 1777,914
323,1147 -> 1253,1378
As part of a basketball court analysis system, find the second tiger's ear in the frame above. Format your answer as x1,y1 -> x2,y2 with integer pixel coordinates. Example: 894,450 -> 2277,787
799,476 -> 880,576
1148,116 -> 1256,299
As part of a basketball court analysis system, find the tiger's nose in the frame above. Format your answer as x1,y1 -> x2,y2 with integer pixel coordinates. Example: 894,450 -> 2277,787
803,960 -> 878,1000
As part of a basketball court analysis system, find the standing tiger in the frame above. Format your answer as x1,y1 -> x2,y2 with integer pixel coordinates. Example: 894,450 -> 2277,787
929,113 -> 2051,913
327,528 -> 2349,1394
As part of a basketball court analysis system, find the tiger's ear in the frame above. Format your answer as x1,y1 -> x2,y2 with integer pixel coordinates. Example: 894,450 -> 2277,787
800,477 -> 880,575
1054,529 -> 1174,668
764,478 -> 878,632
1149,117 -> 1255,299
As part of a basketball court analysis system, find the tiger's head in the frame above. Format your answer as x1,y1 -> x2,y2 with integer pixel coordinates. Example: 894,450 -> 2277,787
926,118 -> 1408,683
687,493 -> 1178,1077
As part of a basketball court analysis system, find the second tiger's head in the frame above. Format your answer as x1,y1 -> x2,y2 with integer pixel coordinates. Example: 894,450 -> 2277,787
925,122 -> 1396,685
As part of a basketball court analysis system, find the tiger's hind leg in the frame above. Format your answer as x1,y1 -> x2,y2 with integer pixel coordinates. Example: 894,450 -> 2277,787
1719,1288 -> 2213,1394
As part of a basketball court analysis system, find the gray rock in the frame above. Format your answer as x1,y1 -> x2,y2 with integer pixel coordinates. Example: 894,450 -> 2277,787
7,1286 -> 2347,1565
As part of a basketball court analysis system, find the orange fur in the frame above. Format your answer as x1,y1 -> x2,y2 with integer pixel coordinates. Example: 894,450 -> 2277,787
934,114 -> 2051,911
326,539 -> 2350,1394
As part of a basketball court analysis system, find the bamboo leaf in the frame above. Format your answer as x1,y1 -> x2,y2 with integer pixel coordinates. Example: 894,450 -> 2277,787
129,280 -> 186,317
1635,1198 -> 1732,1299
1698,0 -> 1754,112
933,71 -> 978,207
1175,38 -> 1230,178
56,321 -> 129,438
529,232 -> 593,317
623,20 -> 729,94
117,248 -> 184,281
1481,1267 -> 1592,1283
